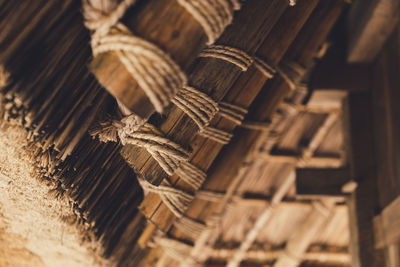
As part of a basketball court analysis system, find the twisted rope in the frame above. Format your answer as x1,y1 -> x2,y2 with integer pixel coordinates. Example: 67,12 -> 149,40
83,1 -> 187,113
91,115 -> 210,218
93,24 -> 187,113
172,86 -> 234,144
82,0 -> 137,39
196,190 -> 225,202
175,216 -> 209,238
172,86 -> 218,130
254,57 -> 276,79
176,161 -> 207,190
155,236 -> 199,266
177,0 -> 241,44
117,114 -> 189,175
218,101 -> 248,124
277,66 -> 296,91
199,45 -> 253,71
139,178 -> 194,218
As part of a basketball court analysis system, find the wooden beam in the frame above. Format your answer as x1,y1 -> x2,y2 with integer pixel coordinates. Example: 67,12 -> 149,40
296,168 -> 352,197
344,92 -> 385,267
311,61 -> 370,92
347,0 -> 400,63
373,196 -> 400,249
210,247 -> 350,264
385,243 -> 400,267
260,154 -> 343,168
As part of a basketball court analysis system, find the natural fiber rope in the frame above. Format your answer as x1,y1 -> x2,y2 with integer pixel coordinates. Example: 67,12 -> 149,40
177,0 -> 241,45
254,57 -> 276,79
172,86 -> 218,130
116,114 -> 189,175
91,115 -> 211,221
83,1 -> 187,113
92,23 -> 187,113
91,114 -> 209,188
83,0 -> 137,38
198,45 -> 253,71
218,101 -> 248,124
139,178 -> 194,218
196,190 -> 225,202
172,86 -> 234,144
276,66 -> 296,91
198,126 -> 233,144
175,216 -> 209,238
155,236 -> 195,265
175,161 -> 207,190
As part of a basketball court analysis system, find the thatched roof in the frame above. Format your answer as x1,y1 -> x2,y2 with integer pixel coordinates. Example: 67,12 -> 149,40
1,0 -> 398,266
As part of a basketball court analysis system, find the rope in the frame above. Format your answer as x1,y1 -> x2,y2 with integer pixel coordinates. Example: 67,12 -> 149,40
218,101 -> 248,124
139,178 -> 194,218
172,86 -> 218,130
196,190 -> 225,202
83,1 -> 187,113
118,115 -> 189,175
177,0 -> 241,44
198,45 -> 253,71
240,120 -> 271,130
175,216 -> 209,238
254,57 -> 276,79
92,23 -> 187,113
155,236 -> 198,265
276,66 -> 296,91
82,0 -> 137,38
92,115 -> 212,221
172,86 -> 234,144
176,161 -> 207,190
198,126 -> 233,144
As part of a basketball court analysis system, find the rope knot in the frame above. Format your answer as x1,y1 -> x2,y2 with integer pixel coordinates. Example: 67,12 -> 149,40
82,0 -> 137,40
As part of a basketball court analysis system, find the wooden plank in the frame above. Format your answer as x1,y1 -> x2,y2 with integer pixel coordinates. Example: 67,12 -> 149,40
343,92 -> 385,267
347,0 -> 400,63
296,168 -> 352,197
373,196 -> 400,249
